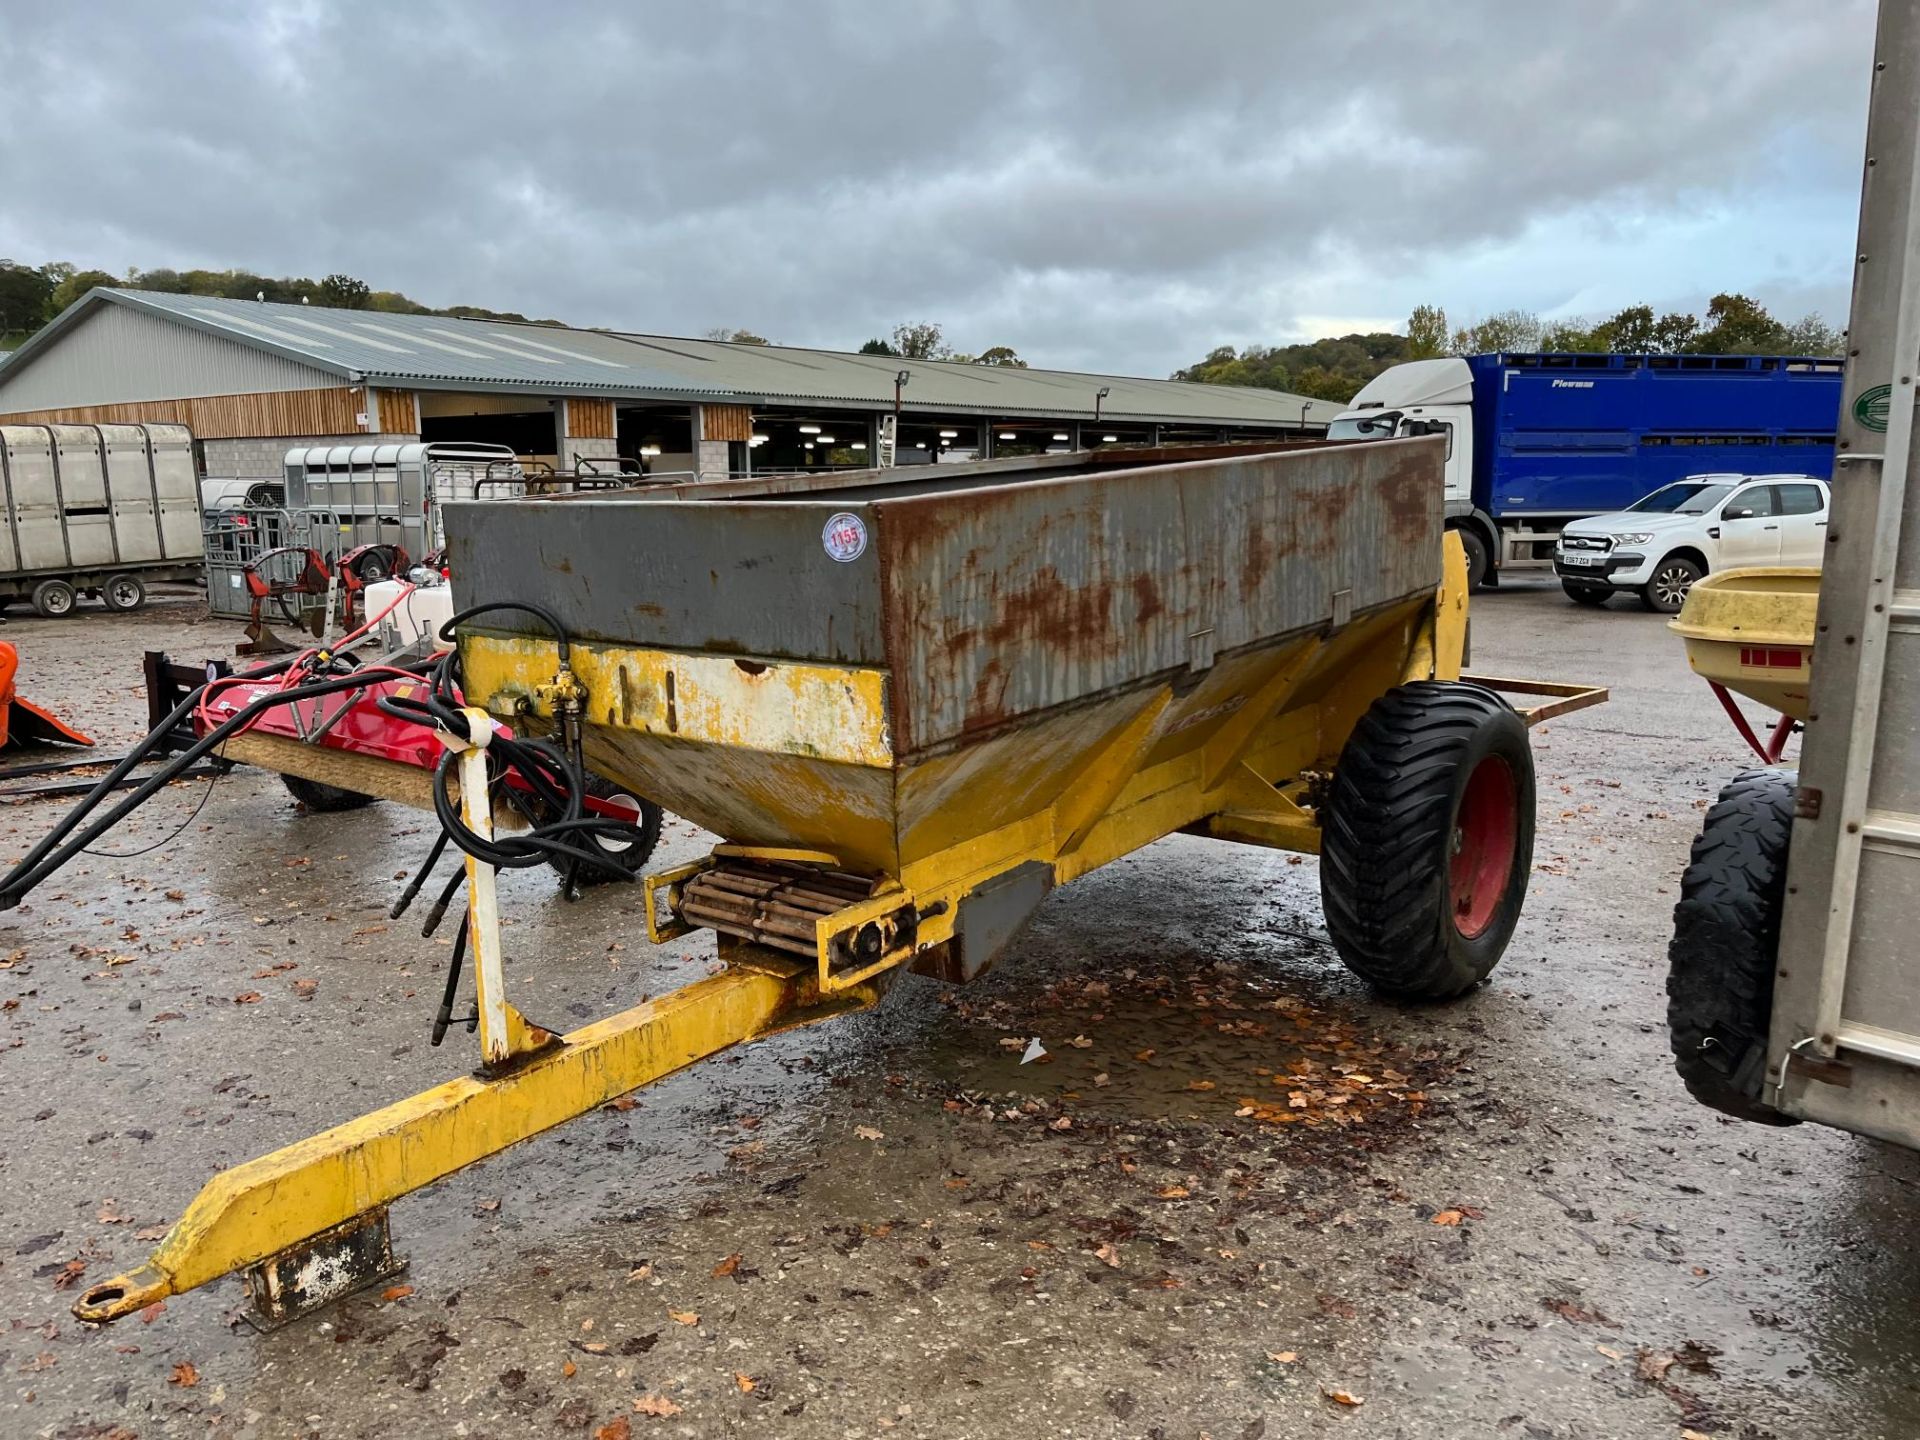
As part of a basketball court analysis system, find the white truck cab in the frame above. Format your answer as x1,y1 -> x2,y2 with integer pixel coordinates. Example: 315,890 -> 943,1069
1328,359 -> 1486,581
1554,473 -> 1829,614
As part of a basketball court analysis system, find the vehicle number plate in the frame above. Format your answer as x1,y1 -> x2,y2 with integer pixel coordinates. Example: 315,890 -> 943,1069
1562,553 -> 1599,567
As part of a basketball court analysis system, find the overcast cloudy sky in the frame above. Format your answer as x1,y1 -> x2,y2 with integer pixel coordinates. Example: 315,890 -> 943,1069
0,1 -> 1878,375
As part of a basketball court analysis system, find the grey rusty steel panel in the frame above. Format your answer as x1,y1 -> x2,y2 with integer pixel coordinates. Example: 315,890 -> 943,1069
870,439 -> 1438,752
445,495 -> 889,663
446,438 -> 1442,740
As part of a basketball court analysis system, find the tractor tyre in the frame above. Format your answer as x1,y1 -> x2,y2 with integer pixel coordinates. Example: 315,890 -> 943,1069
1666,768 -> 1799,1125
1320,681 -> 1535,999
281,773 -> 378,813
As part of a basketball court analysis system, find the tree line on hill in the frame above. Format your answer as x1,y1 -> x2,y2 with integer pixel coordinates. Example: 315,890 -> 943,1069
1170,294 -> 1845,403
0,259 -> 560,344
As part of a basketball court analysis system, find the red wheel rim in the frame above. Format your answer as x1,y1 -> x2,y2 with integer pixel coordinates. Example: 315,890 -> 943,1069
1449,755 -> 1518,940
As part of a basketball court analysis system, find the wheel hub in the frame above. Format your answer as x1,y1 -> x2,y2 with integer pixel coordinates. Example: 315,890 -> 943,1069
1448,755 -> 1519,940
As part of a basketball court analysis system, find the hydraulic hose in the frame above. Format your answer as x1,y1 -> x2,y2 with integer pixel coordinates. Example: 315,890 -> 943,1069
0,662 -> 430,908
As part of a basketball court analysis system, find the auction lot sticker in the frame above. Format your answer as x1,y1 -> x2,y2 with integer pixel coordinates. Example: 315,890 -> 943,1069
823,512 -> 868,562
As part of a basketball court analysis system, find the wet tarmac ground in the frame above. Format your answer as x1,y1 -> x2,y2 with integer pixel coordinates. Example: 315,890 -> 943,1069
0,580 -> 1916,1439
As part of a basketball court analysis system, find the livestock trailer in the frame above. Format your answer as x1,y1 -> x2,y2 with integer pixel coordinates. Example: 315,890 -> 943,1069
0,423 -> 203,615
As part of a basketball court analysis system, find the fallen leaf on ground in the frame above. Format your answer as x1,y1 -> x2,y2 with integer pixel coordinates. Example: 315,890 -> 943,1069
169,1361 -> 199,1387
854,1125 -> 884,1141
1637,1349 -> 1676,1382
593,1416 -> 631,1440
1431,1209 -> 1464,1226
1067,1035 -> 1093,1048
606,1096 -> 639,1112
380,1285 -> 413,1302
1268,1351 -> 1297,1363
138,1301 -> 166,1324
1596,1344 -> 1623,1361
633,1394 -> 682,1417
1048,1116 -> 1072,1131
1157,1185 -> 1190,1199
232,991 -> 262,1005
712,1253 -> 741,1278
1093,1242 -> 1121,1268
1093,1073 -> 1110,1087
734,1372 -> 756,1393
1543,1297 -> 1617,1327
1186,1079 -> 1216,1092
1324,1389 -> 1364,1406
668,1310 -> 699,1326
563,1360 -> 578,1379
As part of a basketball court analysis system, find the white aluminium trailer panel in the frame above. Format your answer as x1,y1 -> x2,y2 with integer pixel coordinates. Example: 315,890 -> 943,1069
0,423 -> 206,581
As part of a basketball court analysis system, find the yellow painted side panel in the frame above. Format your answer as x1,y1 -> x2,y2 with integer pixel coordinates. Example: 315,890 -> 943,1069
461,636 -> 894,768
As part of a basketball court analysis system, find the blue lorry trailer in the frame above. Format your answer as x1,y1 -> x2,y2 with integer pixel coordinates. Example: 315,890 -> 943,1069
1328,351 -> 1845,586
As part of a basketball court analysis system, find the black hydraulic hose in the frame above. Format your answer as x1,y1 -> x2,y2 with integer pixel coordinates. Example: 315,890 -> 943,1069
0,654 -> 297,893
376,610 -> 635,886
0,663 -> 430,908
421,863 -> 467,938
430,909 -> 474,1046
390,829 -> 452,921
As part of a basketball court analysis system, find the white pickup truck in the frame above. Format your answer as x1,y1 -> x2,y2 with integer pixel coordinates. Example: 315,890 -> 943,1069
1552,473 -> 1829,614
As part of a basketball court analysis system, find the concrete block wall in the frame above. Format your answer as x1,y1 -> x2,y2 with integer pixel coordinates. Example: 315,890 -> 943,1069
201,433 -> 416,479
560,436 -> 618,471
695,439 -> 730,479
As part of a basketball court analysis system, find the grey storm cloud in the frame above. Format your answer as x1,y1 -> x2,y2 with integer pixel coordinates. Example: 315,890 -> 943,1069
0,0 -> 1877,374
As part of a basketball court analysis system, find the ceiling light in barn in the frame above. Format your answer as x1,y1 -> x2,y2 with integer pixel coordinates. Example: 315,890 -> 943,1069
999,432 -> 1016,440
799,424 -> 822,434
638,445 -> 662,457
939,429 -> 958,439
818,435 -> 835,444
1052,433 -> 1069,442
1102,434 -> 1118,442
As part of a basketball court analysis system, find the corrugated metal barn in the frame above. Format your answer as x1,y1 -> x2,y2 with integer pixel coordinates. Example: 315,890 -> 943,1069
0,288 -> 1339,480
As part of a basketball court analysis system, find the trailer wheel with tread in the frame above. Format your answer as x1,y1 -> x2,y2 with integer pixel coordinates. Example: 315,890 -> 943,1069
30,579 -> 76,618
281,774 -> 378,813
1666,768 -> 1799,1126
1319,681 -> 1535,999
102,574 -> 147,612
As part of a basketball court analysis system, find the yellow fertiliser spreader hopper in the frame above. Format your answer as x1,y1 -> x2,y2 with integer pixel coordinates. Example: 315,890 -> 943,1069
1669,567 -> 1820,762
74,439 -> 1604,1328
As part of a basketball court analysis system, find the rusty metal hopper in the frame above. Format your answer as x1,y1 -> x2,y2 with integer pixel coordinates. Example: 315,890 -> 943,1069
453,442 -> 1433,852
450,439 -> 1447,982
